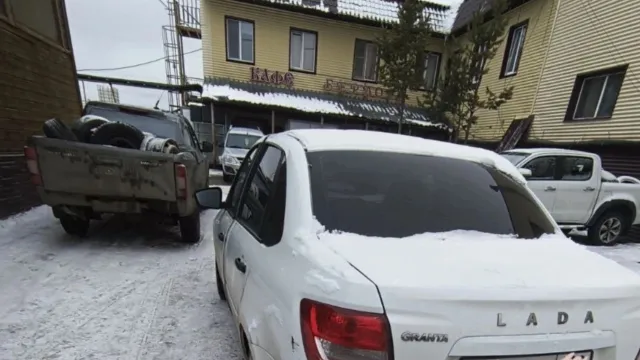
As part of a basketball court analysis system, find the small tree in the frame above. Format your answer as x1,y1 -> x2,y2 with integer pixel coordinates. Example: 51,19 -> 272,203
422,0 -> 513,143
377,0 -> 433,134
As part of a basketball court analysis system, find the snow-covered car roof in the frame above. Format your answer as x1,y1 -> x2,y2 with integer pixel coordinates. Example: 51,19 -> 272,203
228,127 -> 264,136
283,129 -> 525,182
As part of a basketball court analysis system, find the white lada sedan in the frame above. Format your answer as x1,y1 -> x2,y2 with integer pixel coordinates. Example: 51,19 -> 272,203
195,129 -> 640,360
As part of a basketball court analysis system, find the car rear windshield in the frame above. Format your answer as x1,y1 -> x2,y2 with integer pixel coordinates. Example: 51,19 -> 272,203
226,133 -> 262,149
85,106 -> 182,142
306,150 -> 556,239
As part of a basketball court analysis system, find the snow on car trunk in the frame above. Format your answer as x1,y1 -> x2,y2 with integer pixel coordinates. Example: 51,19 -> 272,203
321,230 -> 640,358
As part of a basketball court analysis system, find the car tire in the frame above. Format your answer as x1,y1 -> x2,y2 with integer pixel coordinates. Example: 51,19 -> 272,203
43,118 -> 79,142
90,122 -> 145,149
216,264 -> 227,301
179,212 -> 201,244
59,215 -> 90,237
223,173 -> 232,183
588,211 -> 627,246
71,115 -> 110,143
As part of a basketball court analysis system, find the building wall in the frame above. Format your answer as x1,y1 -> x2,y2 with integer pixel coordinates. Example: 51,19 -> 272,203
467,0 -> 556,141
530,0 -> 640,142
201,0 -> 445,107
0,0 -> 81,218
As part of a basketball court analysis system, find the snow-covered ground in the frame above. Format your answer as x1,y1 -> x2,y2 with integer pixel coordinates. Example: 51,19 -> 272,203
0,187 -> 241,360
2,193 -> 640,359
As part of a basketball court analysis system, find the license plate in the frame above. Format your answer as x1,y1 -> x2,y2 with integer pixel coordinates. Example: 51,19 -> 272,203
464,351 -> 592,360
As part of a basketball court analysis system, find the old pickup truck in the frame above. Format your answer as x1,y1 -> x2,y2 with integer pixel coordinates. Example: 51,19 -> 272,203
24,102 -> 213,243
501,148 -> 640,245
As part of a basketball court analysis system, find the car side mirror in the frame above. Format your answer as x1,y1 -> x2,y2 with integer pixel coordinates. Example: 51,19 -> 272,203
195,187 -> 224,209
519,168 -> 533,178
201,141 -> 214,152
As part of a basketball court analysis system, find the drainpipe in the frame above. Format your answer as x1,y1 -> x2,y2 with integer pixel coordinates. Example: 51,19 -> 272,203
530,0 -> 564,114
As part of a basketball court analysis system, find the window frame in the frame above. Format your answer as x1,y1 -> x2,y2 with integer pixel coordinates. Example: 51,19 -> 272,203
352,38 -> 379,83
224,15 -> 256,65
471,43 -> 487,85
288,27 -> 318,74
557,156 -> 594,182
419,51 -> 442,91
521,155 -> 559,181
1,0 -> 70,52
235,143 -> 287,246
227,143 -> 264,217
500,20 -> 528,78
564,65 -> 628,122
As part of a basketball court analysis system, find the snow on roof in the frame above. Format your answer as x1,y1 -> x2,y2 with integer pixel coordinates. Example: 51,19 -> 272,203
203,82 -> 449,130
285,129 -> 525,181
255,0 -> 450,33
504,148 -> 596,156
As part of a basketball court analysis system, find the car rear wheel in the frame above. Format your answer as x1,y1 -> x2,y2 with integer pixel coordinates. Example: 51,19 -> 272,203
588,211 -> 626,246
178,212 -> 201,244
59,215 -> 90,237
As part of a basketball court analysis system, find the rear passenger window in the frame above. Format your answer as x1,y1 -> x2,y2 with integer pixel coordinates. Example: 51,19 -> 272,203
559,156 -> 593,181
239,146 -> 284,237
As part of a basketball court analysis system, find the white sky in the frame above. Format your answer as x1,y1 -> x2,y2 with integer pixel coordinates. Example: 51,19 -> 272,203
66,0 -> 463,110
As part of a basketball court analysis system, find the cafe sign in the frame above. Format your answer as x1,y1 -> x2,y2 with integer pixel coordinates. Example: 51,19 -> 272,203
323,79 -> 390,100
250,67 -> 294,87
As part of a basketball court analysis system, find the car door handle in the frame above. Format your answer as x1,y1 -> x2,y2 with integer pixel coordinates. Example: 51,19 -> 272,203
545,186 -> 556,191
234,258 -> 247,273
217,232 -> 225,242
584,186 -> 596,192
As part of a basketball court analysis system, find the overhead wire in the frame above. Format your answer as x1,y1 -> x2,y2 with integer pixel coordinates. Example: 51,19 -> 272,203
77,48 -> 202,72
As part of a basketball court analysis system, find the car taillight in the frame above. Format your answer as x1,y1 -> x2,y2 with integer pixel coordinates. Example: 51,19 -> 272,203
300,298 -> 392,360
175,163 -> 187,199
23,146 -> 42,186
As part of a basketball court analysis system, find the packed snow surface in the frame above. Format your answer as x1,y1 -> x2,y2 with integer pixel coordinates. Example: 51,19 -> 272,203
285,129 -> 526,183
0,187 -> 239,360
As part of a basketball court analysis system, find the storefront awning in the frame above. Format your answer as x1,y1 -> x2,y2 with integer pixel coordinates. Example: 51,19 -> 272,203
200,77 -> 450,130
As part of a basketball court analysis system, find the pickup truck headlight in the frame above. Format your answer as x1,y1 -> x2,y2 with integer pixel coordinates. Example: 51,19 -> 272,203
222,154 -> 240,166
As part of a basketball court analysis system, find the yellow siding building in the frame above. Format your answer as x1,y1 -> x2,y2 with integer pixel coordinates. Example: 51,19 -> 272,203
200,0 -> 451,140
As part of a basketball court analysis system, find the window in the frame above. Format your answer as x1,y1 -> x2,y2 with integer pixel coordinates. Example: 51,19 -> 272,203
421,52 -> 441,90
500,152 -> 530,166
289,29 -> 317,73
226,17 -> 254,63
559,156 -> 593,181
501,21 -> 528,77
239,146 -> 284,235
567,66 -> 627,121
471,44 -> 487,84
9,0 -> 62,43
307,150 -> 555,239
522,156 -> 556,180
260,160 -> 286,246
229,145 -> 261,212
353,39 -> 378,82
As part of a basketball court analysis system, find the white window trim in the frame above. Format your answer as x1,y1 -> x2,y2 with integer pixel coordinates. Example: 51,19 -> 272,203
422,52 -> 441,90
355,41 -> 378,82
471,44 -> 487,85
290,30 -> 316,72
504,24 -> 527,76
226,18 -> 253,63
572,72 -> 623,120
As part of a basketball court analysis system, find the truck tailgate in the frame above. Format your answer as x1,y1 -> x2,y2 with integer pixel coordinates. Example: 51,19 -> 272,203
32,137 -> 177,201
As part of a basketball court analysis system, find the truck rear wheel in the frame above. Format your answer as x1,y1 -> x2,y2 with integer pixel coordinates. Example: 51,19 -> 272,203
179,212 -> 201,244
588,211 -> 627,246
59,216 -> 90,237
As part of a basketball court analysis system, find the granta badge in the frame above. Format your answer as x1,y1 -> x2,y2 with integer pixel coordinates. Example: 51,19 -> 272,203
400,331 -> 448,343
496,311 -> 594,327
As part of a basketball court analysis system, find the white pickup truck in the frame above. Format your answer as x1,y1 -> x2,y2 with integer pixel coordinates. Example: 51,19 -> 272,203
501,148 -> 640,245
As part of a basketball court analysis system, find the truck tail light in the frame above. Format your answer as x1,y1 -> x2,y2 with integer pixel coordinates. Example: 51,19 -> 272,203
300,298 -> 392,360
175,163 -> 187,200
23,146 -> 42,186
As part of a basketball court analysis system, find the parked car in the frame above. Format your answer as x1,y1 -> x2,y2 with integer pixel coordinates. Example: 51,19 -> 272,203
218,126 -> 264,182
196,130 -> 640,360
501,148 -> 640,245
24,102 -> 213,243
